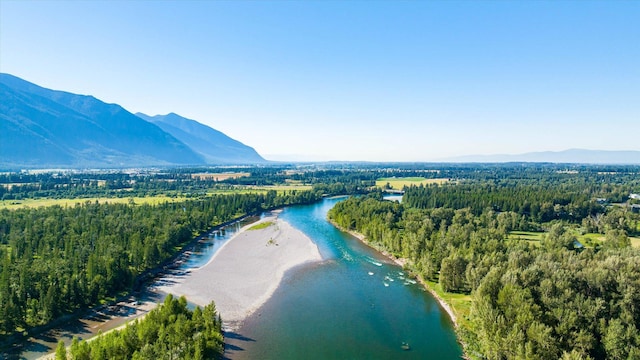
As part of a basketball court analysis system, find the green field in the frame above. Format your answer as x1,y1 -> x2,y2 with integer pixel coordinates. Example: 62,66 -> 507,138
375,177 -> 448,190
0,195 -> 185,210
508,230 -> 640,249
507,231 -> 544,246
580,232 -> 640,249
575,233 -> 604,248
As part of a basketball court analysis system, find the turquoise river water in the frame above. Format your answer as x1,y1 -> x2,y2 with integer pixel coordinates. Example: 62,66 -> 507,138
225,197 -> 463,359
8,197 -> 462,359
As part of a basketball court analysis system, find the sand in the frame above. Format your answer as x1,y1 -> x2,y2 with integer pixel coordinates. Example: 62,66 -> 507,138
156,214 -> 323,328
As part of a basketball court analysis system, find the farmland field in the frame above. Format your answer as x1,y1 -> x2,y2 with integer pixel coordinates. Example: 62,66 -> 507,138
375,177 -> 448,190
0,195 -> 185,210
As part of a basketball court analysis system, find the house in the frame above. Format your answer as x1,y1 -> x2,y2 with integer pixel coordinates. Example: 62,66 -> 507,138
632,204 -> 640,213
630,193 -> 640,200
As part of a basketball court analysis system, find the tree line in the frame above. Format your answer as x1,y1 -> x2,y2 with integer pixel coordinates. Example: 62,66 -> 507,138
329,187 -> 640,359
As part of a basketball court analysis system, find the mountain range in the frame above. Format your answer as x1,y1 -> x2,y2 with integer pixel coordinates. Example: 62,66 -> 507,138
2,73 -> 638,168
0,73 -> 265,168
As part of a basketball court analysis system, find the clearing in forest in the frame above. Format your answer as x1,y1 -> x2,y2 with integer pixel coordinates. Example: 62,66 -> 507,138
375,177 -> 448,190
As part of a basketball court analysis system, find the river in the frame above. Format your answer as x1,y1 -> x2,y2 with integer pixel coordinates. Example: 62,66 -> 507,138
7,197 -> 461,359
226,197 -> 462,359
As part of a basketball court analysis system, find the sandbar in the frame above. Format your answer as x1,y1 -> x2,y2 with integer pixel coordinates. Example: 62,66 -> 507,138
156,214 -> 323,328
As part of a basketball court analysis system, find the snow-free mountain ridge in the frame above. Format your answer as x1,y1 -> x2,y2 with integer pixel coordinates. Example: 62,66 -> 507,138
135,112 -> 265,164
0,73 -> 265,168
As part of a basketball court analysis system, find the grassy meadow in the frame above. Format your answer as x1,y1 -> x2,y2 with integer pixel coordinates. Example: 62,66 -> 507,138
0,195 -> 185,210
375,177 -> 449,190
507,231 -> 544,246
424,279 -> 473,328
508,230 -> 640,249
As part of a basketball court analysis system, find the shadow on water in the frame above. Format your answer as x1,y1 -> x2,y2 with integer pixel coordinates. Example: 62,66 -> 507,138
223,331 -> 256,359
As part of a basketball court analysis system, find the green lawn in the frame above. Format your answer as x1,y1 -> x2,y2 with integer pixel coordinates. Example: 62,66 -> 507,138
424,279 -> 473,328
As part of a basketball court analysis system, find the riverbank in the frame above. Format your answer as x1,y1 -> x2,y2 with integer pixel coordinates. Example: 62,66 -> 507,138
338,226 -> 459,326
6,215 -> 254,360
328,219 -> 469,357
156,211 -> 323,329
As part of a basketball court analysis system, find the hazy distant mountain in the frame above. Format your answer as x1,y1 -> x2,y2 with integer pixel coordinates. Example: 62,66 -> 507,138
440,149 -> 640,164
136,112 -> 265,164
0,73 -> 206,168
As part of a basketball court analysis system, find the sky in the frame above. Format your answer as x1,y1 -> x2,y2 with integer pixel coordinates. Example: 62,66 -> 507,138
1,0 -> 638,162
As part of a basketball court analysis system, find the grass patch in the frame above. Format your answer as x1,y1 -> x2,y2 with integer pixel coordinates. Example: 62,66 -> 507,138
571,232 -> 639,249
376,177 -> 449,190
575,233 -> 605,248
508,231 -> 544,246
508,231 -> 544,241
0,196 -> 189,210
249,221 -> 274,230
424,279 -> 473,328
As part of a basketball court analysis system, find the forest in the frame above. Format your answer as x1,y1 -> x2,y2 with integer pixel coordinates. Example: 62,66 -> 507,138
0,189 -> 323,337
57,294 -> 224,359
329,170 -> 640,359
2,164 -> 640,358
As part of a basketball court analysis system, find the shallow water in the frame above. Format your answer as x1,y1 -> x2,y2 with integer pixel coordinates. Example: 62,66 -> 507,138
226,197 -> 462,359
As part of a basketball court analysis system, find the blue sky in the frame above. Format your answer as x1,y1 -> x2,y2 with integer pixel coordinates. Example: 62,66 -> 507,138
1,0 -> 638,161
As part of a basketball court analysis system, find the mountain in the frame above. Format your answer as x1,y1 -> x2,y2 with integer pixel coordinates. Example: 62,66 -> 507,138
439,149 -> 640,164
136,112 -> 265,164
0,73 -> 207,168
0,73 -> 266,168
